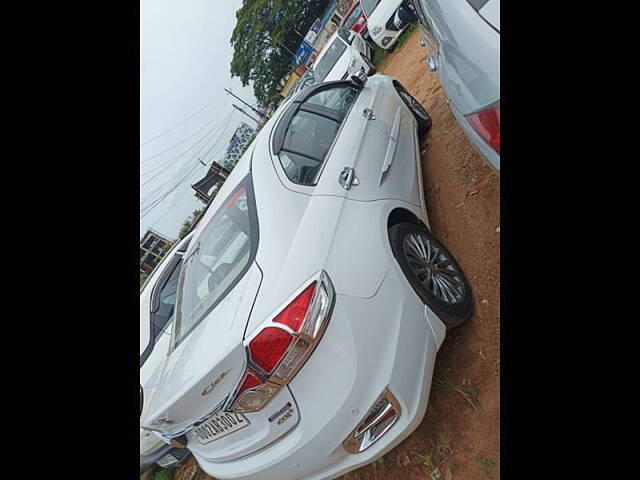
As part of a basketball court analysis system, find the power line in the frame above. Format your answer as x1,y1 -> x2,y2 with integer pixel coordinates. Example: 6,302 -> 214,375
139,109 -> 235,193
140,91 -> 224,146
140,162 -> 204,220
224,89 -> 267,119
139,102 -> 228,165
150,167 -> 205,228
140,105 -> 237,194
139,108 -> 238,213
139,110 -> 234,210
232,104 -> 260,123
139,125 -> 220,189
198,109 -> 238,163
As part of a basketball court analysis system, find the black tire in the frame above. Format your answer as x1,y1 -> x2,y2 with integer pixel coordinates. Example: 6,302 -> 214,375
389,222 -> 472,329
362,55 -> 376,76
395,83 -> 432,139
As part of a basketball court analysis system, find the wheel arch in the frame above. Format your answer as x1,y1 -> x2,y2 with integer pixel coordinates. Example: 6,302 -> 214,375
387,207 -> 428,232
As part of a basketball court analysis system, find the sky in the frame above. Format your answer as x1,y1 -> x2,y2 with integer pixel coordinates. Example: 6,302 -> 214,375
140,0 -> 258,240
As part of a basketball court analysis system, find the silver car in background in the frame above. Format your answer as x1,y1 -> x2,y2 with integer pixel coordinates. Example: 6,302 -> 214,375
411,0 -> 500,171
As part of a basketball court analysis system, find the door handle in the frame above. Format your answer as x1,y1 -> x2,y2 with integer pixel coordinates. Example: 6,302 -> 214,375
339,167 -> 359,190
363,108 -> 376,121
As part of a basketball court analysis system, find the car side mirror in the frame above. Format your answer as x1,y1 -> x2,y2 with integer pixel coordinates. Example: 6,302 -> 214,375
140,384 -> 144,417
351,70 -> 368,89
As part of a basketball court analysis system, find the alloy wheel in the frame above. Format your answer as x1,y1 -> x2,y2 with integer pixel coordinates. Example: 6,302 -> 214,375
402,232 -> 465,304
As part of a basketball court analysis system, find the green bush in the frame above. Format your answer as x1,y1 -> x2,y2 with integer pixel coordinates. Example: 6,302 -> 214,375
153,468 -> 173,480
370,22 -> 418,68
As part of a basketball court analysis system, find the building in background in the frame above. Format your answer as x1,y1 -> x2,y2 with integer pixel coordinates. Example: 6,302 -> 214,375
223,122 -> 257,169
140,229 -> 174,273
191,123 -> 256,205
284,0 -> 352,96
307,0 -> 350,51
191,161 -> 231,204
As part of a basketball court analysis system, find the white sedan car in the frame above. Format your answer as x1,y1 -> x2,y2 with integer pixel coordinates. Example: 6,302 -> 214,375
140,233 -> 194,471
312,28 -> 376,84
364,0 -> 417,50
411,0 -> 500,171
140,72 -> 472,480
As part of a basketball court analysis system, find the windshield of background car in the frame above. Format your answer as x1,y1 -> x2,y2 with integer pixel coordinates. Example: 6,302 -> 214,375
343,3 -> 363,28
314,38 -> 348,81
173,180 -> 255,347
361,0 -> 381,17
337,28 -> 354,45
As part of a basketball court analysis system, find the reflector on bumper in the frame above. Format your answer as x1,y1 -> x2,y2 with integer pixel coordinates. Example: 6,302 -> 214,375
343,388 -> 401,453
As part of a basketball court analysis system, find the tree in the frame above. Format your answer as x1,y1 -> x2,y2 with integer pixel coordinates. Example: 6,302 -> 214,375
230,0 -> 330,107
179,208 -> 205,239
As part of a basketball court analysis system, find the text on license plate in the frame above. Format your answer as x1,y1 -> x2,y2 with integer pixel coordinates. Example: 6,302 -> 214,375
192,411 -> 249,444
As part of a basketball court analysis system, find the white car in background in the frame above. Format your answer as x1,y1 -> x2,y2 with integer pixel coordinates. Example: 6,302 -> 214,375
311,28 -> 376,84
411,0 -> 500,171
364,0 -> 417,50
140,233 -> 194,472
140,72 -> 473,480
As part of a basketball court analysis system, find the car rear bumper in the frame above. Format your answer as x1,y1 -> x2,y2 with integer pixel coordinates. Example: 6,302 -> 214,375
448,99 -> 500,172
193,264 -> 446,480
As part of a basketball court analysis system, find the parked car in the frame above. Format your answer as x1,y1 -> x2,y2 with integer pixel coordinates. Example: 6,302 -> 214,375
140,232 -> 194,472
292,69 -> 318,95
311,28 -> 375,84
139,71 -> 473,480
364,0 -> 417,50
410,0 -> 500,171
341,0 -> 370,40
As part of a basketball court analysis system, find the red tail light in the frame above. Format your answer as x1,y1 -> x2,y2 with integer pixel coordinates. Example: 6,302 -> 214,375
248,327 -> 294,374
235,369 -> 262,396
273,282 -> 316,332
465,101 -> 500,154
227,271 -> 335,413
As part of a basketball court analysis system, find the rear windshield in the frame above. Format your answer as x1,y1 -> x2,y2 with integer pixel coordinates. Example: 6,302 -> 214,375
173,179 -> 256,347
361,0 -> 380,17
314,38 -> 347,81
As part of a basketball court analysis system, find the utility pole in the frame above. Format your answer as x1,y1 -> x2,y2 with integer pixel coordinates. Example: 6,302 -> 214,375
225,88 -> 267,119
232,104 -> 260,124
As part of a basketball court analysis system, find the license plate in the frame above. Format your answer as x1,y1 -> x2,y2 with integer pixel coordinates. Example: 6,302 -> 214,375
157,453 -> 178,467
192,411 -> 249,445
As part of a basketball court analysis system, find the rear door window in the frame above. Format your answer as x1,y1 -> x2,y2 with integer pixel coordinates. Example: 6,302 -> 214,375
284,110 -> 339,160
274,83 -> 360,186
